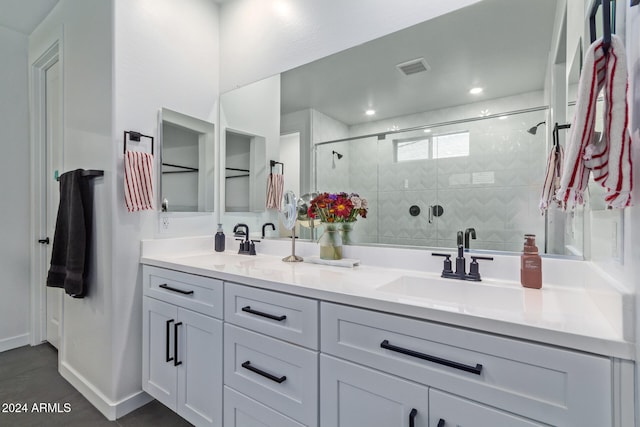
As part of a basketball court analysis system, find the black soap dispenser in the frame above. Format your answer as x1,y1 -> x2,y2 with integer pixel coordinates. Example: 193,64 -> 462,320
215,224 -> 225,252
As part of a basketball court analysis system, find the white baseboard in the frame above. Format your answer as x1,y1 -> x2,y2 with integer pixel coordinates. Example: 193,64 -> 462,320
0,333 -> 30,353
59,360 -> 152,420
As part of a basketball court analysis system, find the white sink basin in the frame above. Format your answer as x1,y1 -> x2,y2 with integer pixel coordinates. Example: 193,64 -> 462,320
376,275 -> 526,312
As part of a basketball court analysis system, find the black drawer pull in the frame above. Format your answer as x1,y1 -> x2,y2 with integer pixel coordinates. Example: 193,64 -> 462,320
165,319 -> 174,362
380,340 -> 483,375
437,419 -> 445,427
174,322 -> 183,366
159,283 -> 194,295
241,306 -> 286,321
409,408 -> 418,427
241,361 -> 287,383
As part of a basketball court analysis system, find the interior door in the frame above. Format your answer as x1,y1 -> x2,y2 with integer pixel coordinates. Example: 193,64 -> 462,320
45,59 -> 63,349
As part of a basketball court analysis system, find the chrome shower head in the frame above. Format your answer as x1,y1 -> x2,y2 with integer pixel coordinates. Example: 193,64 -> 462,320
527,121 -> 546,135
332,150 -> 343,160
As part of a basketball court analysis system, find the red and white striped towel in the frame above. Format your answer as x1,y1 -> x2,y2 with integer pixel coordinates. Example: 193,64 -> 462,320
556,35 -> 633,209
539,145 -> 563,213
266,173 -> 284,210
124,150 -> 154,212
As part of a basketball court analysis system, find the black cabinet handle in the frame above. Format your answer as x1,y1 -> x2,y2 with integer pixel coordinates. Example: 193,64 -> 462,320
159,283 -> 194,295
241,306 -> 287,321
165,319 -> 174,362
38,238 -> 50,244
437,419 -> 445,427
380,340 -> 482,375
241,361 -> 286,383
409,408 -> 418,427
174,322 -> 183,366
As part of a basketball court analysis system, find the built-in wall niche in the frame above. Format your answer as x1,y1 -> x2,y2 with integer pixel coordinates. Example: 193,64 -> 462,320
159,108 -> 215,212
224,129 -> 266,212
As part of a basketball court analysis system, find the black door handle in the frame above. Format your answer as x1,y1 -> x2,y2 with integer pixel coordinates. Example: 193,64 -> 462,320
174,322 -> 183,366
241,361 -> 287,383
165,319 -> 174,362
437,419 -> 445,427
241,306 -> 287,321
38,238 -> 50,244
380,340 -> 483,375
159,283 -> 194,295
409,408 -> 418,427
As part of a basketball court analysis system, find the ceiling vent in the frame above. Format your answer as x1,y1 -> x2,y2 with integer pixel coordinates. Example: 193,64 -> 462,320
396,58 -> 430,76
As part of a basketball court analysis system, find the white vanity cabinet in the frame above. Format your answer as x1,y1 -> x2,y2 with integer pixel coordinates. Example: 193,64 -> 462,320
142,266 -> 223,427
320,302 -> 613,427
223,282 -> 319,427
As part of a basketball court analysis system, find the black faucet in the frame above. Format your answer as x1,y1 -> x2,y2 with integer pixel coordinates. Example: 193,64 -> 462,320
464,227 -> 476,249
456,230 -> 464,246
262,222 -> 275,239
233,223 -> 259,255
432,245 -> 493,282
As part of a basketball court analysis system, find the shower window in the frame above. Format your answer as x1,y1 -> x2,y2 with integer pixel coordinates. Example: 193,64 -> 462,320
394,131 -> 469,162
433,131 -> 469,159
395,137 -> 430,162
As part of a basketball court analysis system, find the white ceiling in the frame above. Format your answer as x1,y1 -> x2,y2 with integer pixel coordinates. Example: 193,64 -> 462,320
281,0 -> 558,126
0,0 -> 58,35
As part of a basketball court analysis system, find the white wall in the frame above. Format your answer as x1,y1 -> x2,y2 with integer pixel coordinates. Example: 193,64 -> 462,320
0,26 -> 30,352
26,0 -> 221,418
218,0 -> 481,92
112,0 -> 220,409
29,0 -> 114,405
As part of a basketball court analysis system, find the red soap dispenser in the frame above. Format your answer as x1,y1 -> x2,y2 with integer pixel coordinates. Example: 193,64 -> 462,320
521,234 -> 542,289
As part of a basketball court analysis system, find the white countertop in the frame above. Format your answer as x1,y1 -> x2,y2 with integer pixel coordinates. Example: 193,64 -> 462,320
141,239 -> 634,360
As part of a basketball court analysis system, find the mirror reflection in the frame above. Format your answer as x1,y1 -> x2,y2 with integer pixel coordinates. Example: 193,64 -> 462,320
220,75 -> 280,219
222,0 -> 593,256
224,129 -> 266,212
159,108 -> 215,212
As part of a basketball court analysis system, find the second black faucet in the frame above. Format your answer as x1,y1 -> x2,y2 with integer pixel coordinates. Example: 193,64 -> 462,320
233,223 -> 259,255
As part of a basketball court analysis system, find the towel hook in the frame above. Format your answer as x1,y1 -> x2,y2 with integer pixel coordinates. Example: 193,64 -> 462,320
589,0 -> 614,55
270,160 -> 284,174
124,130 -> 155,155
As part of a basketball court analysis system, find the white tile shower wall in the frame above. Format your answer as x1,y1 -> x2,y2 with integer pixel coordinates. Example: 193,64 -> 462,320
339,92 -> 548,250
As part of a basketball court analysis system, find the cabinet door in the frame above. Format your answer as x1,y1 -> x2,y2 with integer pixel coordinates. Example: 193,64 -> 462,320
321,355 -> 429,427
429,389 -> 544,427
142,297 -> 178,411
177,307 -> 223,427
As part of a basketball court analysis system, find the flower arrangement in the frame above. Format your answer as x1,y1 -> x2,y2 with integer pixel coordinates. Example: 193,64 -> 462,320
308,192 -> 368,223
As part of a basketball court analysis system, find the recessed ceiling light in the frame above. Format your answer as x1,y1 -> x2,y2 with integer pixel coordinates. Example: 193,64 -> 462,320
498,115 -> 508,120
469,87 -> 483,95
365,109 -> 376,116
423,129 -> 431,133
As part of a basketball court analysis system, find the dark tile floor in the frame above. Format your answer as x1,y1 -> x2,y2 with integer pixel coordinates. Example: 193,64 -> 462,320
0,343 -> 192,426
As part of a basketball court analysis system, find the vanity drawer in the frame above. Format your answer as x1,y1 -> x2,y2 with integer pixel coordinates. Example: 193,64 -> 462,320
224,386 -> 306,427
224,324 -> 318,427
224,282 -> 319,349
321,302 -> 611,427
143,265 -> 223,318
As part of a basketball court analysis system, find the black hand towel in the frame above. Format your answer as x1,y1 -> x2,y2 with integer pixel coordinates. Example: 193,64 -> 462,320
47,169 -> 94,298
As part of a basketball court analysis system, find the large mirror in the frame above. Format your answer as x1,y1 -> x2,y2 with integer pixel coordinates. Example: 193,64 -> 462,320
159,108 -> 215,212
221,0 -> 592,256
